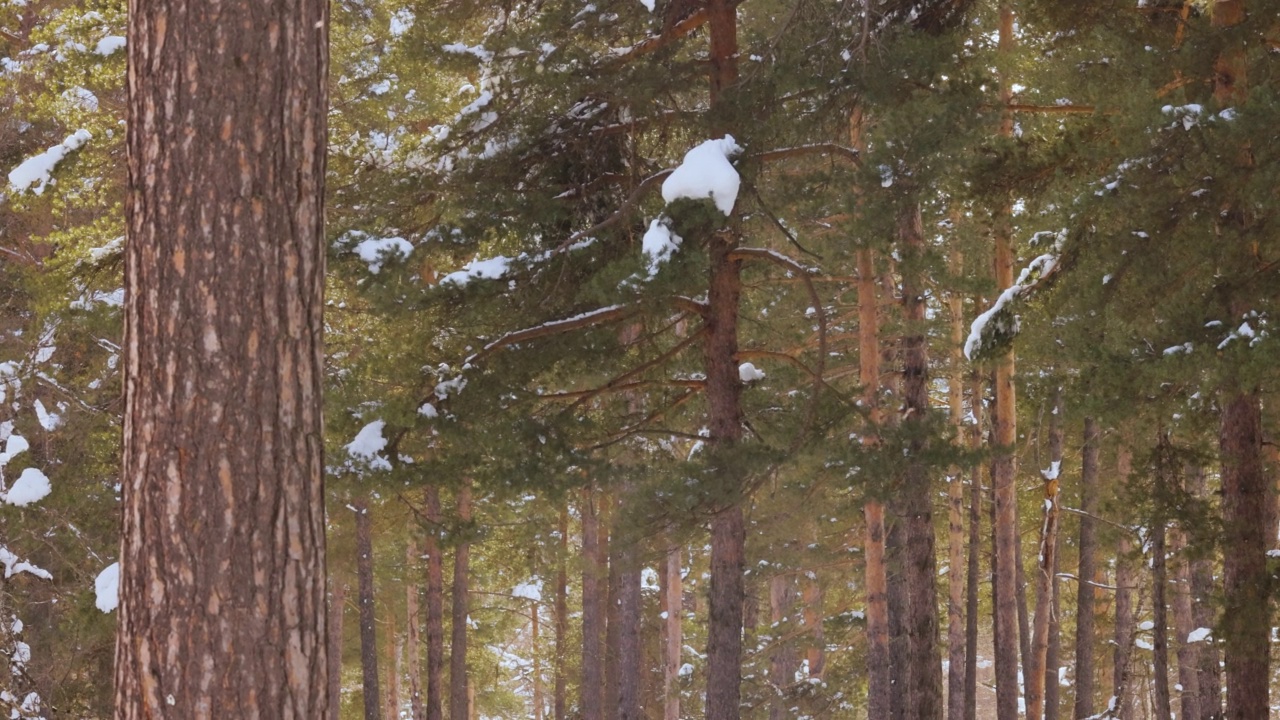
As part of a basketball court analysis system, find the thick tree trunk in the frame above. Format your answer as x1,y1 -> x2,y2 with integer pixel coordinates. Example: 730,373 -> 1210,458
898,202 -> 943,719
1220,391 -> 1268,720
1186,465 -> 1222,719
555,508 -> 569,720
1074,417 -> 1100,719
115,0 -> 329,713
425,487 -> 446,720
857,247 -> 891,720
1027,389 -> 1063,720
450,483 -> 472,720
581,487 -> 606,720
1113,445 -> 1136,719
1170,510 -> 1201,720
408,541 -> 423,720
706,505 -> 746,720
331,583 -> 347,720
614,497 -> 642,720
963,375 -> 984,720
660,545 -> 683,720
946,277 -> 966,720
768,574 -> 799,720
356,499 -> 383,720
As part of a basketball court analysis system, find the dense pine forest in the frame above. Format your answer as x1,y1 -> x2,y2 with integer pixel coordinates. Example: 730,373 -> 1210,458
0,0 -> 1278,717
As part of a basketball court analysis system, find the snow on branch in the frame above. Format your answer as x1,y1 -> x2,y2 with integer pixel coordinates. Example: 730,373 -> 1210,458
964,231 -> 1067,361
468,304 -> 636,365
7,130 -> 91,195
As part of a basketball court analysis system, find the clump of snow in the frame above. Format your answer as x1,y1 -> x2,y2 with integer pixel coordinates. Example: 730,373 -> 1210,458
95,562 -> 120,613
8,129 -> 92,195
418,402 -> 439,418
34,399 -> 60,431
4,468 -> 50,507
440,255 -> 512,287
512,579 -> 542,602
389,8 -> 415,37
738,362 -> 766,383
1186,627 -> 1212,643
352,235 -> 413,273
639,0 -> 655,11
94,35 -> 126,56
346,420 -> 391,470
0,433 -> 29,466
641,218 -> 682,277
0,547 -> 51,580
661,136 -> 742,215
442,42 -> 494,62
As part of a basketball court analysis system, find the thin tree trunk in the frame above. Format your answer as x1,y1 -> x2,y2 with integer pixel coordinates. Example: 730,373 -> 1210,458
661,545 -> 682,720
532,592 -> 543,720
898,202 -> 942,719
450,483 -> 472,720
1187,464 -> 1221,719
425,487 -> 446,720
1151,469 -> 1172,720
1220,390 -> 1268,720
604,494 -> 620,720
554,507 -> 569,720
331,583 -> 347,720
408,541 -> 423,720
1114,444 -> 1136,719
1170,507 -> 1201,720
115,0 -> 329,711
946,271 -> 966,720
387,609 -> 401,720
1045,526 -> 1062,720
614,497 -> 642,720
857,247 -> 891,720
801,577 -> 824,678
581,487 -> 606,720
356,499 -> 383,720
1027,389 -> 1064,720
768,574 -> 799,720
963,375 -> 984,720
1074,418 -> 1100,719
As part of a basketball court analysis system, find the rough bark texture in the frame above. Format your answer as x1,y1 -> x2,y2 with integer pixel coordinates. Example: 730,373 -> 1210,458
115,0 -> 329,714
898,202 -> 942,719
1220,391 -> 1268,720
614,497 -> 642,720
946,280 -> 966,720
330,583 -> 347,720
450,484 -> 472,720
425,487 -> 446,720
603,495 -> 621,720
706,505 -> 746,720
581,487 -> 606,720
1074,417 -> 1100,720
1151,500 -> 1171,720
1027,389 -> 1064,720
554,507 -> 569,720
408,541 -> 423,720
1113,445 -> 1136,719
356,500 -> 383,720
661,545 -> 682,720
963,376 -> 983,720
1170,512 -> 1201,720
857,248 -> 891,720
768,575 -> 799,720
1044,526 -> 1062,720
1187,465 -> 1222,719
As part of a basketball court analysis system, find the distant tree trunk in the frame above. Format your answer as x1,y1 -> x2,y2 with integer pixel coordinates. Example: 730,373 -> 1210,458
1170,509 -> 1201,720
356,499 -> 383,720
1045,529 -> 1062,720
387,610 -> 401,720
531,592 -> 544,720
964,375 -> 984,720
331,583 -> 347,720
1027,389 -> 1064,720
1187,465 -> 1222,719
898,202 -> 943,719
581,487 -> 606,720
1074,417 -> 1100,719
603,494 -> 620,720
554,508 -> 569,720
614,497 -> 642,720
1220,390 -> 1268,720
660,545 -> 683,720
408,541 -> 423,720
115,0 -> 329,712
768,574 -> 799,720
1151,459 -> 1172,720
1114,444 -> 1136,719
450,483 -> 472,720
857,247 -> 891,720
425,487 -> 446,720
946,273 -> 966,720
801,576 -> 824,678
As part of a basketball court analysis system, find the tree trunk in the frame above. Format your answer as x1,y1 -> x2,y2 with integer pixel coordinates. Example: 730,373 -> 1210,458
1114,444 -> 1136,719
614,498 -> 642,720
1027,389 -> 1064,720
555,507 -> 569,720
801,576 -> 824,678
387,610 -> 401,720
450,483 -> 472,720
660,545 -> 683,720
408,541 -> 423,720
603,494 -> 620,720
1151,480 -> 1172,720
898,202 -> 943,719
1045,526 -> 1062,720
331,583 -> 347,720
581,487 -> 606,720
963,375 -> 984,720
532,593 -> 543,720
857,247 -> 891,720
1074,417 -> 1101,719
946,269 -> 966,720
357,499 -> 383,720
706,505 -> 746,720
425,487 -> 446,720
1187,465 -> 1222,719
1170,507 -> 1201,720
115,0 -> 329,712
768,574 -> 799,720
1220,391 -> 1268,720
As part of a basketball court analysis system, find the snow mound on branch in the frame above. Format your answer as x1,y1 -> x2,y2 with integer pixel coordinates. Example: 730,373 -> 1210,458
8,129 -> 92,195
641,218 -> 682,277
512,579 -> 542,601
34,399 -> 60,431
4,468 -> 50,507
94,35 -> 126,56
738,362 -> 766,382
0,434 -> 29,466
95,562 -> 120,612
345,420 -> 391,471
1186,627 -> 1212,643
0,547 -> 51,580
353,235 -> 413,273
661,136 -> 742,216
441,255 -> 512,287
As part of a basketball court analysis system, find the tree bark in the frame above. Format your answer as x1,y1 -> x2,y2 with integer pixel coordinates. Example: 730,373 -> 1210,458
1170,507 -> 1201,720
450,483 -> 472,720
554,507 -> 569,720
1151,460 -> 1172,720
963,375 -> 983,720
356,499 -> 383,720
768,574 -> 799,720
1113,444 -> 1136,719
581,487 -> 606,720
1074,418 -> 1100,719
614,497 -> 642,720
408,541 -> 423,720
1187,465 -> 1222,719
531,590 -> 543,720
603,494 -> 620,720
115,0 -> 329,713
660,545 -> 683,720
1220,391 -> 1268,720
1027,389 -> 1064,720
425,487 -> 446,720
1044,526 -> 1062,720
331,583 -> 347,720
946,269 -> 966,720
801,576 -> 824,679
387,609 -> 401,720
